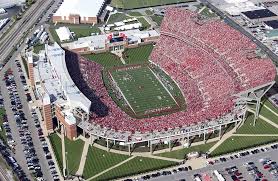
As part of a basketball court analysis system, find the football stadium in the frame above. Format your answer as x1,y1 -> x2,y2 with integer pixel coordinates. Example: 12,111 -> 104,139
34,8 -> 276,154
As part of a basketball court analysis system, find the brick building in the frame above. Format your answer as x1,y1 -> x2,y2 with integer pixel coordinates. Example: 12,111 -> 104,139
52,0 -> 106,24
30,43 -> 90,140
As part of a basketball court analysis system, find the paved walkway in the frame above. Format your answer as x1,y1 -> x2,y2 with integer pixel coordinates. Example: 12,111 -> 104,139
208,127 -> 236,153
61,128 -> 66,177
86,156 -> 136,181
76,140 -> 90,176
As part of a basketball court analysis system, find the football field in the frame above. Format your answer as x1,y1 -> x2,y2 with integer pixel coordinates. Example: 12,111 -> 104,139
109,65 -> 178,117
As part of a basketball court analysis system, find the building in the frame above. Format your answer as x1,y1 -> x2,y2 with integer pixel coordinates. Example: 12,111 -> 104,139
52,0 -> 107,24
30,43 -> 91,140
62,29 -> 160,54
55,26 -> 73,42
0,0 -> 24,9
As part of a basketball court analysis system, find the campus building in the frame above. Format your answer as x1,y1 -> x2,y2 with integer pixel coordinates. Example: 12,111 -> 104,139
29,43 -> 90,140
62,29 -> 160,54
52,0 -> 107,24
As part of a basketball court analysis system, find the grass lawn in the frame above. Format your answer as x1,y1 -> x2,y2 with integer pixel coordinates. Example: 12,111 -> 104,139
128,11 -> 143,16
210,136 -> 278,156
199,6 -> 217,17
123,44 -> 153,65
145,10 -> 154,15
262,99 -> 278,114
49,24 -> 100,42
83,53 -> 123,68
49,134 -> 63,172
137,17 -> 151,29
236,114 -> 278,135
69,25 -> 100,38
259,105 -> 278,125
65,138 -> 84,175
110,65 -> 178,116
108,13 -> 129,24
94,156 -> 176,181
157,142 -> 217,159
82,146 -> 130,179
33,44 -> 45,54
151,15 -> 164,26
49,27 -> 61,43
111,0 -> 195,9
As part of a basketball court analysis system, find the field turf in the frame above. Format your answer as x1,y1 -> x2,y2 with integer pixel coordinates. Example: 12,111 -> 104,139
110,65 -> 177,116
49,134 -> 63,172
111,0 -> 195,9
94,156 -> 176,181
83,146 -> 129,179
236,114 -> 278,135
210,136 -> 278,156
65,138 -> 84,174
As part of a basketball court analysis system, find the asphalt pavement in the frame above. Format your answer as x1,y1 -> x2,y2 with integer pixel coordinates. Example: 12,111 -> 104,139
150,148 -> 278,181
0,0 -> 54,64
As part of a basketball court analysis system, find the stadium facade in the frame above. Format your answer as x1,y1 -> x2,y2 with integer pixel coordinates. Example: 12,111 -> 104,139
29,8 -> 276,153
52,0 -> 107,24
62,29 -> 160,54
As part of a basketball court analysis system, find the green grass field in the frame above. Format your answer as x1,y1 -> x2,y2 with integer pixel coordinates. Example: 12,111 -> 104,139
107,13 -> 129,24
110,66 -> 177,116
111,0 -> 195,9
151,15 -> 164,26
83,52 -> 123,68
158,142 -> 217,159
33,44 -> 44,54
210,136 -> 278,156
137,17 -> 151,29
83,146 -> 130,179
49,134 -> 63,172
49,24 -> 100,42
65,138 -> 84,174
94,156 -> 176,181
236,114 -> 278,135
123,44 -> 154,65
198,6 -> 217,17
128,11 -> 143,16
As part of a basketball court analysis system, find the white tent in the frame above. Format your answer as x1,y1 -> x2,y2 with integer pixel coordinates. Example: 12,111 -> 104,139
55,27 -> 72,42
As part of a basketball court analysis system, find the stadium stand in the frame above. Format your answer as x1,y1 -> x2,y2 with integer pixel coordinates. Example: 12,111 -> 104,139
65,8 -> 276,136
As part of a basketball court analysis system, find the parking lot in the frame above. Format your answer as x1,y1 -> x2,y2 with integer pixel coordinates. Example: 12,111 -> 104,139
0,59 -> 59,181
147,144 -> 278,181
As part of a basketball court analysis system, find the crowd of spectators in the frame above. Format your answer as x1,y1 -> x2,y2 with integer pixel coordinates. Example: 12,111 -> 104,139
65,8 -> 276,135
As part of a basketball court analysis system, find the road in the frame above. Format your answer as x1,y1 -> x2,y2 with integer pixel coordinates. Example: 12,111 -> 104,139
0,0 -> 54,64
201,0 -> 278,66
0,0 -> 63,180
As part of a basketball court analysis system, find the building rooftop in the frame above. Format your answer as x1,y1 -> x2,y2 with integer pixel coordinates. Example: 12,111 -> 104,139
33,43 -> 91,119
54,0 -> 106,18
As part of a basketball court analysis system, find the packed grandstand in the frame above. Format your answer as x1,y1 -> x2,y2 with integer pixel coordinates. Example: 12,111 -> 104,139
65,8 -> 276,142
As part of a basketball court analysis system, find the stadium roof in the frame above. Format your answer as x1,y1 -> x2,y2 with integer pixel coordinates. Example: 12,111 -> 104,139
54,0 -> 106,18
